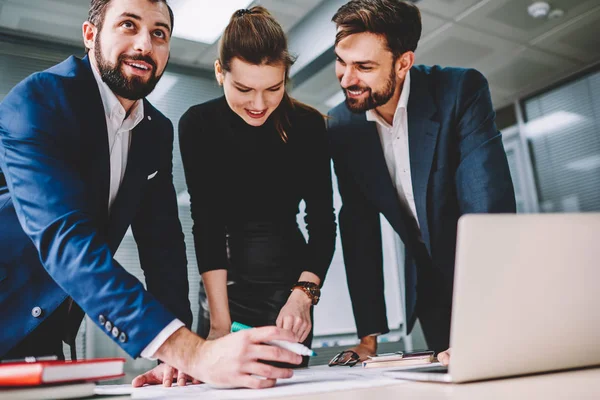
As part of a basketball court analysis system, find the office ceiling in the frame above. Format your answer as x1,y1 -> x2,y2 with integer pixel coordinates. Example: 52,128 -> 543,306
0,0 -> 599,111
0,0 -> 325,67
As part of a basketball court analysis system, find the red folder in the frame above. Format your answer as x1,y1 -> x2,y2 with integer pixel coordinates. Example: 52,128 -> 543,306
0,358 -> 125,386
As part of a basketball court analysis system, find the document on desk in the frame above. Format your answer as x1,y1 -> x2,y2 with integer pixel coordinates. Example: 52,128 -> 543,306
95,366 -> 404,399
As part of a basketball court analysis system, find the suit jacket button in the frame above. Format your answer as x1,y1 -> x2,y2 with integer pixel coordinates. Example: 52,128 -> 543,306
99,314 -> 106,325
119,332 -> 128,343
31,307 -> 43,318
105,320 -> 113,332
111,326 -> 120,338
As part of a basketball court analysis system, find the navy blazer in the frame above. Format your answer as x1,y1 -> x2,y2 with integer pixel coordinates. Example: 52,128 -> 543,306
0,56 -> 192,358
328,65 -> 516,339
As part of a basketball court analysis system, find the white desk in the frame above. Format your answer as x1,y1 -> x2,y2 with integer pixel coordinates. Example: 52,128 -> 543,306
97,366 -> 600,399
269,367 -> 600,400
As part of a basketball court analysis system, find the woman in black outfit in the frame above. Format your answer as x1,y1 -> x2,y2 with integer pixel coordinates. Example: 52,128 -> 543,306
179,7 -> 336,367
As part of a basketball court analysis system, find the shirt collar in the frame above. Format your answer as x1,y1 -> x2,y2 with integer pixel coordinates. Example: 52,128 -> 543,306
366,69 -> 411,128
90,61 -> 145,128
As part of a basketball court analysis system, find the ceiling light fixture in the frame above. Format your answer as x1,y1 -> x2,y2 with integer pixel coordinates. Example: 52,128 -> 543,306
527,1 -> 564,20
528,1 -> 551,18
170,0 -> 253,44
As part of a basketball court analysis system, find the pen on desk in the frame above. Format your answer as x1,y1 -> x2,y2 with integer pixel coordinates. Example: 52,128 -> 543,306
0,355 -> 59,364
231,321 -> 317,357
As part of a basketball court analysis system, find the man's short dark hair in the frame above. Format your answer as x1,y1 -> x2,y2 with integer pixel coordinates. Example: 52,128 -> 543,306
88,0 -> 174,32
332,0 -> 422,58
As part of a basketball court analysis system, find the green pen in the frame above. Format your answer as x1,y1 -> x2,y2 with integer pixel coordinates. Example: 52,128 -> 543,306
231,321 -> 317,356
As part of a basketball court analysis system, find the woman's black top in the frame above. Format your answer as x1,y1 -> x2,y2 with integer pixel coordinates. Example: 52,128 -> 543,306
179,96 -> 336,286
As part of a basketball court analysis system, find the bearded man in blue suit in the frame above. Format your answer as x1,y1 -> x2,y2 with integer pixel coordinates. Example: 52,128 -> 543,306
0,0 -> 302,389
327,0 -> 516,366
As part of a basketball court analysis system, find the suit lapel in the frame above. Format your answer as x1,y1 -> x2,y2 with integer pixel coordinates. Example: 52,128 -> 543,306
345,113 -> 411,243
77,57 -> 110,227
74,57 -> 153,250
106,111 -> 153,250
407,67 -> 440,253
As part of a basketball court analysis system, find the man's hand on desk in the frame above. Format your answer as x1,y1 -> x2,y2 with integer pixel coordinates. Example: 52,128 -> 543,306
132,326 -> 302,389
132,364 -> 200,387
437,348 -> 451,366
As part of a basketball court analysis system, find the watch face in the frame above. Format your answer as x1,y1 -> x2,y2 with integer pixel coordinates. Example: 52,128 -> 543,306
304,284 -> 318,295
310,287 -> 320,304
293,282 -> 320,305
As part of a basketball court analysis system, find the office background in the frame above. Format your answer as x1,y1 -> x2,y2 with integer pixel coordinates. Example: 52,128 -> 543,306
0,0 -> 598,376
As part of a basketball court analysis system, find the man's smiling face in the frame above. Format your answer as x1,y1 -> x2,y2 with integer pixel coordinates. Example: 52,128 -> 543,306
335,32 -> 399,113
89,0 -> 172,100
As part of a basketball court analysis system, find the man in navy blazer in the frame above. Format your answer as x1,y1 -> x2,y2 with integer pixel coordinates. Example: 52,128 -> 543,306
328,0 -> 516,364
0,0 -> 301,389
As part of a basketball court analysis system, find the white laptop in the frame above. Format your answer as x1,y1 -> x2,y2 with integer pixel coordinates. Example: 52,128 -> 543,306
387,213 -> 600,383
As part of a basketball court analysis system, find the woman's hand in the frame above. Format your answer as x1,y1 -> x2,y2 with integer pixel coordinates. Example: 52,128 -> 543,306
276,289 -> 312,342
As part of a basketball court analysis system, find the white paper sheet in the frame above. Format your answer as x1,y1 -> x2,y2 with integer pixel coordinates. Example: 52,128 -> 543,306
95,366 -> 406,399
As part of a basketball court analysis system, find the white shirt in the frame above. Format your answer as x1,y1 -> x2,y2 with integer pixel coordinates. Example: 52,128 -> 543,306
91,64 -> 183,359
366,70 -> 420,229
90,63 -> 144,210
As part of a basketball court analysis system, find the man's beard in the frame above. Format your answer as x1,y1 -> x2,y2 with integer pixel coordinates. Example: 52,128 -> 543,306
343,67 -> 397,113
94,37 -> 163,100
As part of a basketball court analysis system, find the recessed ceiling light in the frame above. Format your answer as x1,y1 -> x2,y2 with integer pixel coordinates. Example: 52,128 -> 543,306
170,0 -> 253,44
527,1 -> 550,19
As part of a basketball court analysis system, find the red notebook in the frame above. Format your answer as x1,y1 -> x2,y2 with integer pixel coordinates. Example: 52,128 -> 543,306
0,358 -> 125,386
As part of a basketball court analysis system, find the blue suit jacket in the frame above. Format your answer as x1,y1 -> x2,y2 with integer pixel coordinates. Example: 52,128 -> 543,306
328,65 -> 516,339
0,56 -> 192,358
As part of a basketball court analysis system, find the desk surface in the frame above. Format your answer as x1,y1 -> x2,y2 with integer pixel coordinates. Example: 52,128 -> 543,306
269,367 -> 600,400
94,366 -> 600,399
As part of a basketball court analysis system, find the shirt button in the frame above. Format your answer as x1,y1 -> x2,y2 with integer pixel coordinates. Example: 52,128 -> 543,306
99,314 -> 106,325
31,307 -> 43,318
105,320 -> 113,332
147,115 -> 152,121
119,332 -> 128,343
111,326 -> 120,338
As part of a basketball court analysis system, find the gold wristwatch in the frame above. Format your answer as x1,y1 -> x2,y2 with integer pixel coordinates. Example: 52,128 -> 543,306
291,281 -> 321,305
